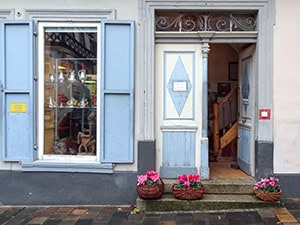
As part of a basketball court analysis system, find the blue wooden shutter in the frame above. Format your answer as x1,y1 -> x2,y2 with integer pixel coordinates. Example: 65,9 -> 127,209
100,20 -> 134,163
0,21 -> 34,162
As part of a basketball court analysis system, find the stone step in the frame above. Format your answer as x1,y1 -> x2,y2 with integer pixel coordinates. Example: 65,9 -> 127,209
162,178 -> 255,194
136,193 -> 281,212
136,178 -> 282,212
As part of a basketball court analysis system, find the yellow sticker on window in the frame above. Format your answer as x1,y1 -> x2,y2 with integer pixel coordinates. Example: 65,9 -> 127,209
10,102 -> 26,113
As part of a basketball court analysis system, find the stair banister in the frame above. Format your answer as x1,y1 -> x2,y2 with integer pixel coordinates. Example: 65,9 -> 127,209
212,85 -> 238,156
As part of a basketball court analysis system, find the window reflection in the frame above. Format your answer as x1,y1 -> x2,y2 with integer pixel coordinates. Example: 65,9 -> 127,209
44,26 -> 97,156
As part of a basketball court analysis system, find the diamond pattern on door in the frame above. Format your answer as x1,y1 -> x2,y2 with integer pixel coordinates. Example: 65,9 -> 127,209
167,56 -> 192,116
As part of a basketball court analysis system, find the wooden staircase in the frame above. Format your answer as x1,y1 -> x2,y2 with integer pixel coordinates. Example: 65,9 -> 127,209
212,85 -> 238,161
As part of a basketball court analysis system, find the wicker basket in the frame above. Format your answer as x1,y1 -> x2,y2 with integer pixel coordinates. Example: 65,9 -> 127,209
171,186 -> 204,200
136,179 -> 164,199
254,190 -> 282,202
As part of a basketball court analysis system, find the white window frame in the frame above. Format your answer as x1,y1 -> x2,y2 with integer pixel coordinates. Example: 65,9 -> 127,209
37,22 -> 101,162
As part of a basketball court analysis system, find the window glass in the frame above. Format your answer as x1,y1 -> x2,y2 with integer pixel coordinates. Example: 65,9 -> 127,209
44,26 -> 97,156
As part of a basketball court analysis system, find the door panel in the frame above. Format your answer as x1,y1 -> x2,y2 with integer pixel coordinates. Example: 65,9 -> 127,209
155,44 -> 202,178
237,44 -> 256,176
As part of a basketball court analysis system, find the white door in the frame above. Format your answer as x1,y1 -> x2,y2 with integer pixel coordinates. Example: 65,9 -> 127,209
155,43 -> 203,178
237,44 -> 256,176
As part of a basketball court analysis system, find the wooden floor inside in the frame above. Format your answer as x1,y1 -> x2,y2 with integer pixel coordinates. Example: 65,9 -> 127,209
209,161 -> 252,179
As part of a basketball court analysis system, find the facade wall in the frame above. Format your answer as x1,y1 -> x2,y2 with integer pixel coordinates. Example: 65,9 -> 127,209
1,0 -> 300,204
274,0 -> 300,173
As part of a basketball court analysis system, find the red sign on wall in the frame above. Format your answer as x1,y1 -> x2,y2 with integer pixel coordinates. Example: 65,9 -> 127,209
259,109 -> 271,120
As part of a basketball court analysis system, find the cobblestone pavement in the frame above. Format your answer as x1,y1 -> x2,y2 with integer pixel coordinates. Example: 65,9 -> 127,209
1,202 -> 300,225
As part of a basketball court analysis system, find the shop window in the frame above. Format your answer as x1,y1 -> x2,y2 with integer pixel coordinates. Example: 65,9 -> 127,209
41,23 -> 98,157
1,19 -> 134,171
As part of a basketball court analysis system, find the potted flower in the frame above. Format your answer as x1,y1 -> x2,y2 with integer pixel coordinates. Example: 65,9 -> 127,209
171,174 -> 204,200
136,170 -> 164,199
253,176 -> 282,201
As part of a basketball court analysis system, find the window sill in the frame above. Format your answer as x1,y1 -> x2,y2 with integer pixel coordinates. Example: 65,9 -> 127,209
21,160 -> 113,173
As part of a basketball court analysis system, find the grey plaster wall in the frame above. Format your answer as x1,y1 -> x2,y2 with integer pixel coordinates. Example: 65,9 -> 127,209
255,141 -> 273,179
0,171 -> 137,205
0,141 -> 156,205
276,174 -> 300,198
138,141 -> 156,175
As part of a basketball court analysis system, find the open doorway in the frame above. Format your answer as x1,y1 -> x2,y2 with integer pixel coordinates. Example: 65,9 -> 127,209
208,43 -> 253,179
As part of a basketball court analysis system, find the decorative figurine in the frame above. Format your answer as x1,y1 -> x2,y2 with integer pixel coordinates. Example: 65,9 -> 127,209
78,69 -> 86,83
52,139 -> 68,154
68,70 -> 76,82
69,97 -> 74,107
49,74 -> 55,83
48,96 -> 56,107
78,63 -> 86,83
78,97 -> 86,108
58,71 -> 64,83
77,131 -> 95,154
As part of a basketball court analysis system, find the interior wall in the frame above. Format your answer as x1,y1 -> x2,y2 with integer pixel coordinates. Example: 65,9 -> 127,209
208,43 -> 238,93
208,43 -> 238,123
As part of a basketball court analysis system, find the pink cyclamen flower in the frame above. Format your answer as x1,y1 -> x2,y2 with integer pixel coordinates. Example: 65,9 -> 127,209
146,171 -> 159,182
182,174 -> 188,181
254,176 -> 280,192
193,174 -> 200,182
269,181 -> 275,187
137,175 -> 148,185
177,175 -> 182,182
150,174 -> 160,183
146,170 -> 158,177
184,181 -> 190,187
178,175 -> 186,184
